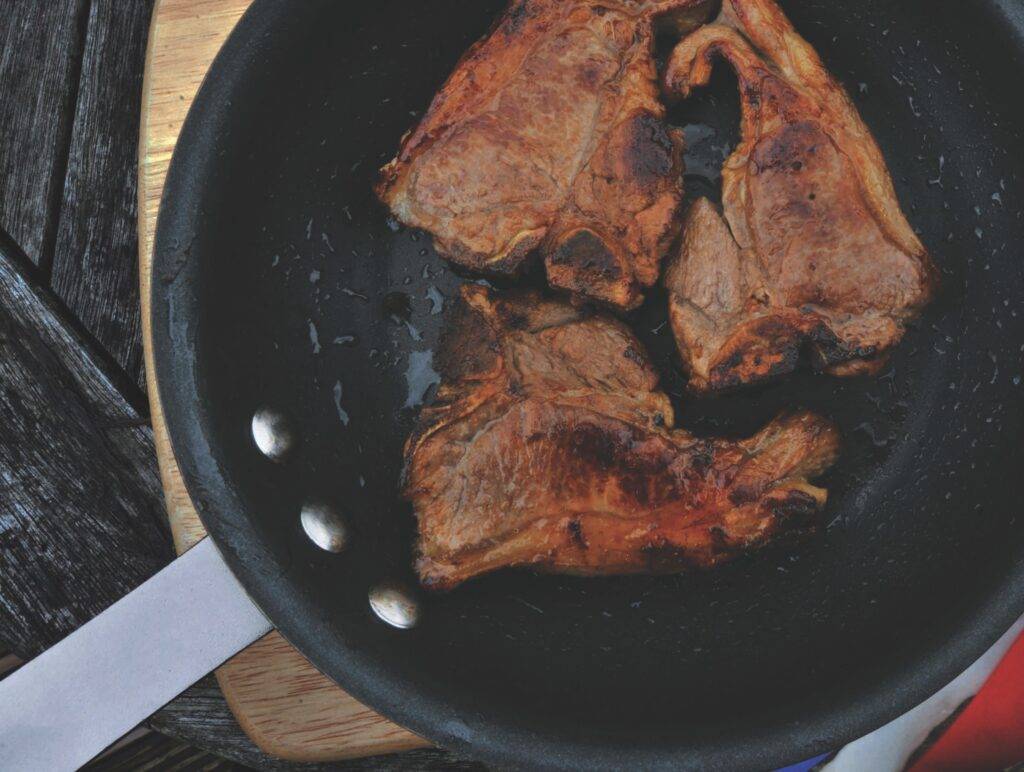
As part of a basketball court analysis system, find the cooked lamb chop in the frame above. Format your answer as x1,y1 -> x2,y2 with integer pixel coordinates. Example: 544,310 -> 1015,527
662,0 -> 937,392
376,0 -> 714,310
403,285 -> 839,589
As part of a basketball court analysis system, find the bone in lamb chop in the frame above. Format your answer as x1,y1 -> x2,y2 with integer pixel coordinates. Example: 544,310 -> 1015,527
403,285 -> 839,589
376,0 -> 715,311
662,0 -> 937,392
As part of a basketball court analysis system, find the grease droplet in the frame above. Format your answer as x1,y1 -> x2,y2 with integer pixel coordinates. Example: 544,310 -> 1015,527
332,380 -> 350,426
404,351 -> 440,408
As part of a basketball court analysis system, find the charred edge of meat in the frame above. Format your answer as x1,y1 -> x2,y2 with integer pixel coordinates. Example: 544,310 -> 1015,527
434,229 -> 546,279
432,293 -> 502,386
707,524 -> 732,553
484,285 -> 596,336
626,113 -> 681,184
547,229 -> 624,283
727,481 -> 762,506
766,489 -> 821,528
565,421 -> 675,476
810,334 -> 882,370
640,540 -> 711,571
546,238 -> 644,309
701,315 -> 886,392
567,518 -> 588,549
702,316 -> 822,392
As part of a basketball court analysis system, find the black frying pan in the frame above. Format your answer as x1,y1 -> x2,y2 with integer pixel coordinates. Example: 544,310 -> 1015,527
151,0 -> 1024,768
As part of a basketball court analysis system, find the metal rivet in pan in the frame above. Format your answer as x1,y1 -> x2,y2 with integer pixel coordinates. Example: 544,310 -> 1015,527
369,581 -> 420,629
300,501 -> 349,553
251,407 -> 296,461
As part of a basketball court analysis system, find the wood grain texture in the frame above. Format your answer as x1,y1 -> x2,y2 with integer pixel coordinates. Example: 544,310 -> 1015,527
0,234 -> 172,658
0,0 -> 89,266
86,728 -> 243,771
137,0 -> 428,762
153,678 -> 479,771
0,232 -> 319,770
50,0 -> 157,387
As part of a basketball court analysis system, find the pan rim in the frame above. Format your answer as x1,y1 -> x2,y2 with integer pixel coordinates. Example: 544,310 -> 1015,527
150,0 -> 1024,768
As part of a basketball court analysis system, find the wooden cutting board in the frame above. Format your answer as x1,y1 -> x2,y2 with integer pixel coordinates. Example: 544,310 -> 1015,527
136,0 -> 429,761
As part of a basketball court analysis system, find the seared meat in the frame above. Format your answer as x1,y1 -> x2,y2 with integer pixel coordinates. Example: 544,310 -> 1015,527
376,0 -> 713,310
662,0 -> 937,391
403,285 -> 839,589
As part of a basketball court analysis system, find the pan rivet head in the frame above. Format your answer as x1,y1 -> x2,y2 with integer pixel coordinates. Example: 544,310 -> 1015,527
369,582 -> 420,630
251,407 -> 297,461
300,501 -> 349,553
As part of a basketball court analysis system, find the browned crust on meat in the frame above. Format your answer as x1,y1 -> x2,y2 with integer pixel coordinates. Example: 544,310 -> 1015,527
376,0 -> 713,309
662,0 -> 937,391
404,286 -> 839,589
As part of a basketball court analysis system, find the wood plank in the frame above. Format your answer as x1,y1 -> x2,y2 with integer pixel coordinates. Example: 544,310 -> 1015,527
137,0 -> 428,762
50,0 -> 157,386
0,219 -> 265,767
0,231 -> 340,768
152,676 -> 474,770
139,0 -> 265,554
85,726 -> 243,771
0,0 -> 89,265
0,232 -> 276,767
0,233 -> 172,657
0,4 -> 444,764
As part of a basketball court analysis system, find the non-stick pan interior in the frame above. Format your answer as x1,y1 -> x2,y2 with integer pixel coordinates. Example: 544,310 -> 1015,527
152,0 -> 1024,767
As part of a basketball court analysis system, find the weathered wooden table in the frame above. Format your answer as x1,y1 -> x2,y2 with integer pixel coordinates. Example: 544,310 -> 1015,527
0,4 -> 476,769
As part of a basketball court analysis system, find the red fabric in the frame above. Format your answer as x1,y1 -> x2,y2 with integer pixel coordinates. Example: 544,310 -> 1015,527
910,631 -> 1024,772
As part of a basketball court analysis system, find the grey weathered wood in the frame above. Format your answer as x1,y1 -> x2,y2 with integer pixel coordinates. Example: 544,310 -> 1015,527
332,748 -> 482,770
0,236 -> 243,761
0,0 -> 89,265
0,8 -> 481,761
0,234 -> 171,656
0,232 -> 470,767
330,749 -> 482,770
87,715 -> 479,772
86,728 -> 243,771
50,0 -> 156,386
0,239 -> 468,766
152,677 -> 482,771
152,676 -> 341,770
